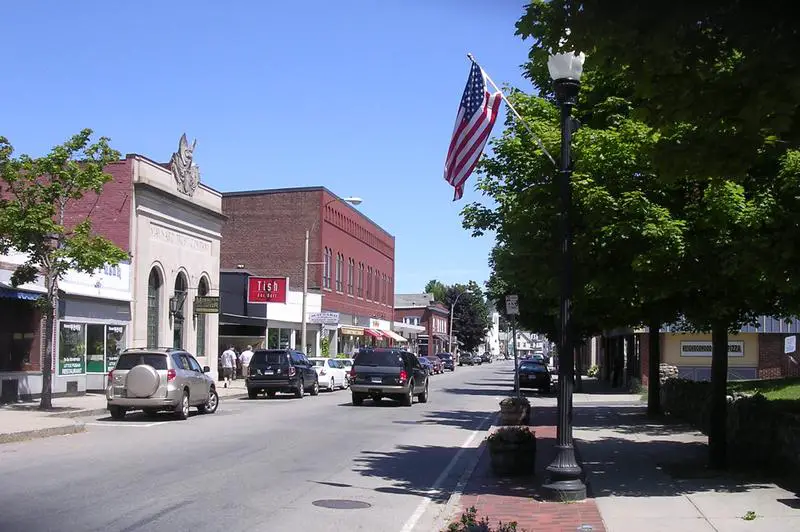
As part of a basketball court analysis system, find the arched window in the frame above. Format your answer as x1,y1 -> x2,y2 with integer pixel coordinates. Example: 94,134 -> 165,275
172,272 -> 188,349
347,258 -> 354,295
335,253 -> 343,292
147,268 -> 162,348
366,267 -> 372,300
196,277 -> 209,357
357,262 -> 364,297
323,247 -> 331,289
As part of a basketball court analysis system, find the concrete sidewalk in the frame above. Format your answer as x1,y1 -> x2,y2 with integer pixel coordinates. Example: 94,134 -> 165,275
0,379 -> 248,444
574,403 -> 800,532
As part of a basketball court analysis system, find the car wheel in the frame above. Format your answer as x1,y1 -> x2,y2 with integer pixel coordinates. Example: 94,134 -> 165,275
418,379 -> 429,403
310,379 -> 320,396
175,390 -> 190,420
248,389 -> 259,399
402,381 -> 414,407
109,405 -> 126,420
267,390 -> 276,398
352,392 -> 364,406
295,379 -> 305,398
199,387 -> 218,414
330,377 -> 335,391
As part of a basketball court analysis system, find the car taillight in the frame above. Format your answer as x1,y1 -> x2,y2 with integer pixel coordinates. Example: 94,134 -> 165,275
320,369 -> 327,376
107,370 -> 114,384
167,369 -> 176,382
399,370 -> 408,382
288,366 -> 296,377
349,368 -> 356,378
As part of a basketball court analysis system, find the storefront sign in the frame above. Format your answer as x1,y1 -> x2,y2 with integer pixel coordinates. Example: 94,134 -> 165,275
106,325 -> 125,371
340,326 -> 364,336
680,340 -> 744,357
309,312 -> 340,324
247,277 -> 288,304
194,296 -> 220,314
59,322 -> 86,375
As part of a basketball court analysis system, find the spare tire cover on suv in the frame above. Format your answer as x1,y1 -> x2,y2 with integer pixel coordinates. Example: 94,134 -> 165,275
126,365 -> 160,397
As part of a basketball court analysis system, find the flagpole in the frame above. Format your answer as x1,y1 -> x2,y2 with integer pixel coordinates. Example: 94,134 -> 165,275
467,53 -> 557,167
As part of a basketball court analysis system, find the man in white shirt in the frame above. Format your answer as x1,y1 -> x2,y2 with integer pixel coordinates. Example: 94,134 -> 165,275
239,345 -> 254,379
221,346 -> 237,388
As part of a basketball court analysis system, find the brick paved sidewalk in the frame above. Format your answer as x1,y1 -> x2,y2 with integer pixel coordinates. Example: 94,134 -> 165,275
455,408 -> 605,532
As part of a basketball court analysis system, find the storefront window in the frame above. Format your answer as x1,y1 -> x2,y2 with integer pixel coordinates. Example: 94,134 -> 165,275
0,299 -> 37,371
106,325 -> 125,371
147,268 -> 162,348
196,278 -> 209,358
59,323 -> 86,376
172,273 -> 188,349
268,329 -> 279,349
279,328 -> 291,349
86,324 -> 106,373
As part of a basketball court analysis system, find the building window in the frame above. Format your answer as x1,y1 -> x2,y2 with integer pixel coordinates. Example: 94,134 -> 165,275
347,258 -> 354,295
335,253 -> 343,292
147,267 -> 162,348
172,272 -> 188,349
323,247 -> 331,289
366,267 -> 372,300
357,262 -> 364,297
196,277 -> 209,358
374,269 -> 379,303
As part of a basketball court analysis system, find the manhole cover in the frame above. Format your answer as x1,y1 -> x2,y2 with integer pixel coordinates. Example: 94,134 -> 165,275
312,499 -> 372,510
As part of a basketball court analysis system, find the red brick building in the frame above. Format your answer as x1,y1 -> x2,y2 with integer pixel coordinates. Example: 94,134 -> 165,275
221,187 -> 395,354
394,294 -> 451,356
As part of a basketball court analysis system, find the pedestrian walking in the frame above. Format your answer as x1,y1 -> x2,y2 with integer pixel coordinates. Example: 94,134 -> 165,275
221,345 -> 237,388
240,345 -> 254,379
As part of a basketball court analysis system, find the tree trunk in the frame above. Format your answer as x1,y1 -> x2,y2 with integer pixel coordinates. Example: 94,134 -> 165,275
39,270 -> 55,410
709,323 -> 729,470
647,320 -> 661,418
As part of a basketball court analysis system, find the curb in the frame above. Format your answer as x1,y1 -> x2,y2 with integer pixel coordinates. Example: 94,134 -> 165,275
432,412 -> 498,531
0,422 -> 86,445
46,391 -> 250,419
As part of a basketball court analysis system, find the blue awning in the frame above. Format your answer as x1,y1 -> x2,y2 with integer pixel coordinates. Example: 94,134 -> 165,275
0,286 -> 41,301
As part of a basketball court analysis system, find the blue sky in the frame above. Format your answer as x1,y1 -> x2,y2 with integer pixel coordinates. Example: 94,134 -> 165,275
2,0 -> 532,294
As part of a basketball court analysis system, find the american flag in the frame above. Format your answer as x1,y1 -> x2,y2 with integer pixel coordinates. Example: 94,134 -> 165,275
444,63 -> 503,201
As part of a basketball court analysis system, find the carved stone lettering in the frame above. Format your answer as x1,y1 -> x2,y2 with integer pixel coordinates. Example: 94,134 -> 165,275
150,224 -> 211,253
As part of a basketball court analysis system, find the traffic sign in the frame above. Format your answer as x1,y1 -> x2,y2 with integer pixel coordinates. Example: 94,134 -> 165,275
505,295 -> 519,316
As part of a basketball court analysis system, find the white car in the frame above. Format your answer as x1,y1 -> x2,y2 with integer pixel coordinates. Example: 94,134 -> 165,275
339,358 -> 355,384
309,358 -> 349,391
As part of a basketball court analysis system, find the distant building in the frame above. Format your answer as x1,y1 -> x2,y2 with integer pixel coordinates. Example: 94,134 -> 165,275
394,293 -> 450,356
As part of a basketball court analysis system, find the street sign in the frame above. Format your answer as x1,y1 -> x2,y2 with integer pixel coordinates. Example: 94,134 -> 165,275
194,296 -> 220,314
785,335 -> 796,354
505,294 -> 519,316
247,276 -> 288,304
308,312 -> 340,324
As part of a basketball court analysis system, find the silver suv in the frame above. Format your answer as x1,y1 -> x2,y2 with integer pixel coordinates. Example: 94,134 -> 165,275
106,348 -> 219,420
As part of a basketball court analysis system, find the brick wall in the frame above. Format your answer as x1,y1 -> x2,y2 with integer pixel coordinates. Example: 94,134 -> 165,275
62,158 -> 134,252
758,333 -> 800,379
221,189 -> 323,292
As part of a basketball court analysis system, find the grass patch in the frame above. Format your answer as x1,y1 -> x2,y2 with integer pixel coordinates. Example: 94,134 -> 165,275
728,377 -> 800,400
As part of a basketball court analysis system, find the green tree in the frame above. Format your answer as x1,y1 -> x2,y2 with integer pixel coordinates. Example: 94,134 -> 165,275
445,281 -> 491,353
0,130 -> 128,409
424,279 -> 447,303
517,0 -> 800,468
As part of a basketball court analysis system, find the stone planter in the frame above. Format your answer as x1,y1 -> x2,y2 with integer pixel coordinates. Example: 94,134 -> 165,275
488,428 -> 536,477
499,397 -> 531,426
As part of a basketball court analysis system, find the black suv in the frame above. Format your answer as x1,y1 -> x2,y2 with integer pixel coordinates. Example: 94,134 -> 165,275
350,348 -> 429,406
245,349 -> 320,399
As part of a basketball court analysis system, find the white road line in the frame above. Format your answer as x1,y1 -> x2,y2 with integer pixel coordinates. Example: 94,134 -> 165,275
399,412 -> 495,532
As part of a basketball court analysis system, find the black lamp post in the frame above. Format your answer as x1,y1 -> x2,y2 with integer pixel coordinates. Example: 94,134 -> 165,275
542,50 -> 587,502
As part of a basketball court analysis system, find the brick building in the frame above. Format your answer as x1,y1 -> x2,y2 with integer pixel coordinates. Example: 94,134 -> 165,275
1,136 -> 224,399
221,187 -> 395,355
394,293 -> 451,356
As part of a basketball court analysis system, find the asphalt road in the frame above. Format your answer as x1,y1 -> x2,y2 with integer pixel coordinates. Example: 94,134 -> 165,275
0,360 -> 524,532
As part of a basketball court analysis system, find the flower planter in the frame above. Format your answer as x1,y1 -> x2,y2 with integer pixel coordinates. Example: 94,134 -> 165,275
499,397 -> 531,426
488,431 -> 536,477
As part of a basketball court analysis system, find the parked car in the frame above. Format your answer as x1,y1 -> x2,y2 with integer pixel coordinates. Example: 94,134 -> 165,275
459,353 -> 475,366
245,349 -> 320,399
309,357 -> 349,391
340,358 -> 355,384
106,348 -> 218,420
417,356 -> 434,375
436,352 -> 455,371
424,355 -> 444,374
481,352 -> 493,363
350,348 -> 429,406
518,360 -> 552,393
470,353 -> 483,365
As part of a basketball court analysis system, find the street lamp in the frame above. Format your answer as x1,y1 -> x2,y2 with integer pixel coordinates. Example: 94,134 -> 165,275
542,50 -> 587,502
448,290 -> 466,355
300,196 -> 363,355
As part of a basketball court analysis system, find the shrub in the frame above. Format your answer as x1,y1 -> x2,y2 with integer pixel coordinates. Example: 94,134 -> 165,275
447,507 -> 519,532
487,426 -> 535,446
628,377 -> 643,394
587,365 -> 599,377
499,396 -> 530,409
